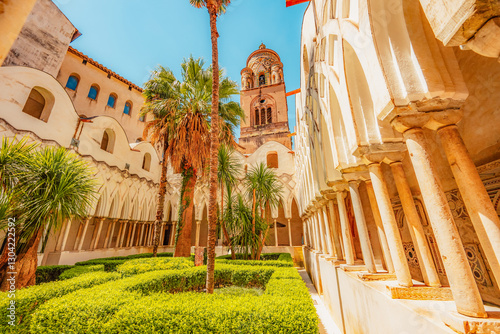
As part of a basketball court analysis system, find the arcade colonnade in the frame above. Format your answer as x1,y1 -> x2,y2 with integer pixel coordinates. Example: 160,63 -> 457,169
296,0 -> 500,332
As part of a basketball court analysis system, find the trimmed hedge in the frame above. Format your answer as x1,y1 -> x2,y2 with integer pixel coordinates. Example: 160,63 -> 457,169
59,264 -> 104,280
216,252 -> 292,261
0,271 -> 121,333
30,265 -> 277,333
30,266 -> 317,333
215,259 -> 293,267
35,265 -> 73,284
116,257 -> 193,276
74,252 -> 173,266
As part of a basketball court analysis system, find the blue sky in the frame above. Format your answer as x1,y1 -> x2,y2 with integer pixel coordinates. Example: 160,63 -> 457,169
54,0 -> 308,145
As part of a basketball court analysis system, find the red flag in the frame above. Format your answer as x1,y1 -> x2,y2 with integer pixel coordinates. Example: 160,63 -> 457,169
286,0 -> 309,7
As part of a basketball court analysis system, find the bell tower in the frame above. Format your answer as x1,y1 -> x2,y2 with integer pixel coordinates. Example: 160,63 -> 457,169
238,43 -> 292,154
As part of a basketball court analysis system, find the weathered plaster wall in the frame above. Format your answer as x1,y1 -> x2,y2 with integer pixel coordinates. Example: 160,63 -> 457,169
3,0 -> 76,77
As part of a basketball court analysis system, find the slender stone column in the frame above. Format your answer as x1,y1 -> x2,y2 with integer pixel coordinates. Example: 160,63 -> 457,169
321,206 -> 334,256
365,181 -> 394,273
337,191 -> 355,265
288,218 -> 293,246
125,222 -> 133,247
54,220 -> 68,252
60,219 -> 73,251
438,125 -> 500,286
349,182 -> 377,273
92,218 -> 105,250
73,221 -> 85,251
403,127 -> 486,317
195,221 -> 201,247
115,221 -> 124,248
302,221 -> 307,246
305,219 -> 311,247
327,200 -> 344,260
104,220 -> 117,248
274,219 -> 278,247
102,220 -> 112,248
129,222 -> 137,247
391,162 -> 441,287
314,213 -> 325,253
368,164 -> 413,287
119,221 -> 129,247
170,221 -> 177,246
310,217 -> 318,250
77,218 -> 91,251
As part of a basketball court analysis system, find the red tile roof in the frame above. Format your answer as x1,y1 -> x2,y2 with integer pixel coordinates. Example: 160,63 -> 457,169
68,46 -> 143,93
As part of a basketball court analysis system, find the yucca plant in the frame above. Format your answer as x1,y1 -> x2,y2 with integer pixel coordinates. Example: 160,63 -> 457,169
225,194 -> 267,260
217,144 -> 241,258
245,163 -> 283,259
0,140 -> 97,290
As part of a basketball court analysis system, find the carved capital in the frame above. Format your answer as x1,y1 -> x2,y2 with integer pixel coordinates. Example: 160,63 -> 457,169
391,110 -> 463,133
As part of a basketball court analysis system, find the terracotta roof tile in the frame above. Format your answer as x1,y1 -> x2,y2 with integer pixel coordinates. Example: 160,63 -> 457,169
68,46 -> 143,93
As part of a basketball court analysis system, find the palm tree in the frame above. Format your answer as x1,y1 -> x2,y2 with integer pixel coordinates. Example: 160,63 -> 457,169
142,66 -> 178,257
189,0 -> 232,294
144,57 -> 241,259
0,141 -> 97,290
245,163 -> 284,259
217,144 -> 241,258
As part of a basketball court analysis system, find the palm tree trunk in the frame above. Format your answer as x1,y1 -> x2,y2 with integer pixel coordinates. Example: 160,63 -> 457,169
206,4 -> 220,294
220,183 -> 236,260
152,144 -> 169,257
174,172 -> 196,257
256,223 -> 270,260
0,228 -> 42,291
251,189 -> 256,233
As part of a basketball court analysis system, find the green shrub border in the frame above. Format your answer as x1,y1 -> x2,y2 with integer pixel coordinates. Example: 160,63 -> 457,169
30,265 -> 318,334
35,265 -> 73,284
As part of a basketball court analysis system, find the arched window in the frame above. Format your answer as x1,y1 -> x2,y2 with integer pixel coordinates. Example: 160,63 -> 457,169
22,88 -> 45,120
254,109 -> 260,126
107,93 -> 117,108
22,87 -> 53,122
267,152 -> 279,168
142,153 -> 151,171
65,74 -> 79,91
261,108 -> 266,125
123,101 -> 132,115
88,85 -> 99,100
259,74 -> 265,86
136,137 -> 143,143
100,129 -> 115,153
267,107 -> 272,124
139,115 -> 145,122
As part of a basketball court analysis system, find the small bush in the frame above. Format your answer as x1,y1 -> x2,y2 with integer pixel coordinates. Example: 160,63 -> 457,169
35,265 -> 73,284
0,271 -> 121,333
277,253 -> 293,263
216,259 -> 293,267
59,264 -> 104,280
117,257 -> 193,276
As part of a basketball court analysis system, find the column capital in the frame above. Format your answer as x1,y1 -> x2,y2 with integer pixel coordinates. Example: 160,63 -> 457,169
391,109 -> 463,133
362,143 -> 407,165
343,171 -> 370,182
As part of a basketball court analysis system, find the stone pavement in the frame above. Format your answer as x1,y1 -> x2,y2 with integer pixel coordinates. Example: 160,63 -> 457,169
298,269 -> 343,334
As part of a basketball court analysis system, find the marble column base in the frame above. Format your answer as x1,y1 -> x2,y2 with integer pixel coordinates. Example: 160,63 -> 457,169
386,285 -> 453,301
357,272 -> 397,281
442,311 -> 500,333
